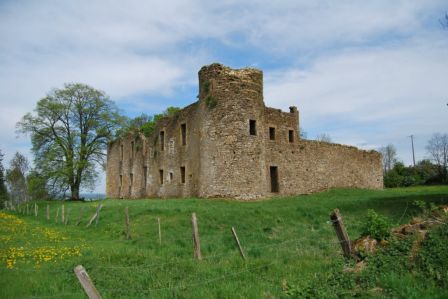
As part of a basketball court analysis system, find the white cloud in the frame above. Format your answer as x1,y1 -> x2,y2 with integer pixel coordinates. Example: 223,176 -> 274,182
0,0 -> 447,192
264,34 -> 448,164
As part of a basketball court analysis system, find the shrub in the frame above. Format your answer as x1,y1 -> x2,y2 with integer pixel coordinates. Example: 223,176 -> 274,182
361,209 -> 391,240
205,95 -> 217,108
203,80 -> 210,94
417,223 -> 448,287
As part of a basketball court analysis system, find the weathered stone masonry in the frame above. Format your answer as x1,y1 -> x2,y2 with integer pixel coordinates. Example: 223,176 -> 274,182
106,63 -> 383,200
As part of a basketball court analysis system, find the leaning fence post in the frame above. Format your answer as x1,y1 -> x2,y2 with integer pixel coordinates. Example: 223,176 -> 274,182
46,204 -> 50,221
95,205 -> 101,226
231,227 -> 246,260
86,204 -> 103,228
74,265 -> 102,299
191,213 -> 202,260
330,209 -> 352,258
76,207 -> 84,226
124,207 -> 131,239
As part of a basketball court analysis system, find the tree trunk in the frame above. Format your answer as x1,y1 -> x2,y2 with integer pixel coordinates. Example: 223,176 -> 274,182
70,184 -> 81,201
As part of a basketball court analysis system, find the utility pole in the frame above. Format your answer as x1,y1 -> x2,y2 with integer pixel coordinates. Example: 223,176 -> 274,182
408,135 -> 416,167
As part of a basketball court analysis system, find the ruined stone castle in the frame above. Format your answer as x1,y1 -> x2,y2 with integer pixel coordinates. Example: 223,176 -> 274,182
106,63 -> 383,200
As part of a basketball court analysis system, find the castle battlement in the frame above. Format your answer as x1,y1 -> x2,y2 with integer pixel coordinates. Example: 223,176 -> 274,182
106,63 -> 383,199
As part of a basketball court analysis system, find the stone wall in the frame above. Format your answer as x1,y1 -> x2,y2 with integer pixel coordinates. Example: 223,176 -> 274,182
106,102 -> 203,199
265,140 -> 382,196
106,63 -> 383,200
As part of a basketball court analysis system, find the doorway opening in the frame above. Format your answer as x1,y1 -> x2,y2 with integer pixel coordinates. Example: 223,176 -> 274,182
270,166 -> 279,193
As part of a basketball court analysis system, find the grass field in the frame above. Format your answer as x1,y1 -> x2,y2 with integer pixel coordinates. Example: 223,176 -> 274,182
1,186 -> 448,298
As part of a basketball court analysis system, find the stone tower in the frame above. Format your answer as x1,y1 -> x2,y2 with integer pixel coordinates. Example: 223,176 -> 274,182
198,64 -> 268,199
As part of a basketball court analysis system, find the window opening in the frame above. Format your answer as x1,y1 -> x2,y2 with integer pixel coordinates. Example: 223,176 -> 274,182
169,172 -> 173,181
269,127 -> 276,140
288,130 -> 294,142
159,169 -> 164,184
180,166 -> 186,183
181,123 -> 187,146
249,120 -> 257,135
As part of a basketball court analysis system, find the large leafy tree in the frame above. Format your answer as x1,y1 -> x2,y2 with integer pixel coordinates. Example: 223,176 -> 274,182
18,83 -> 125,200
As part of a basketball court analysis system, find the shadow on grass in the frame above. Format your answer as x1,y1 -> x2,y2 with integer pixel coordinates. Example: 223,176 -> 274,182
337,193 -> 448,223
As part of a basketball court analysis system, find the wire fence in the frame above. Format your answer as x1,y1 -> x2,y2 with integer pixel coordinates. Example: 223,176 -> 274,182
2,199 -> 447,298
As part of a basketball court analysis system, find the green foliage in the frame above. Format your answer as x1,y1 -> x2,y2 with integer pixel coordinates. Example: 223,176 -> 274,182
26,170 -> 49,200
119,107 -> 181,138
201,80 -> 217,108
205,95 -> 217,108
384,160 -> 442,188
203,80 -> 210,94
284,196 -> 448,299
163,106 -> 181,117
139,121 -> 156,137
361,209 -> 391,240
416,223 -> 448,287
6,152 -> 29,204
17,83 -> 125,200
413,200 -> 438,218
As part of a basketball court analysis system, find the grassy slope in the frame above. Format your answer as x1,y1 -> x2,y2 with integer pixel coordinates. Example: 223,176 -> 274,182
1,186 -> 448,298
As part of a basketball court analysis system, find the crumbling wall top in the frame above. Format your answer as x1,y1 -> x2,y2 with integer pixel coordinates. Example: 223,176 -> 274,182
198,63 -> 262,80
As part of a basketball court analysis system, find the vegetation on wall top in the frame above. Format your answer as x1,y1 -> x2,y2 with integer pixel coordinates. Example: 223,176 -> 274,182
118,106 -> 181,138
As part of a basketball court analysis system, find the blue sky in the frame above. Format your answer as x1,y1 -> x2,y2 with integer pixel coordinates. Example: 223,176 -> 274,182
1,0 -> 447,193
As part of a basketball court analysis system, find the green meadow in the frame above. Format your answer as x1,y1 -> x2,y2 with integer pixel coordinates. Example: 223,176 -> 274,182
1,186 -> 448,298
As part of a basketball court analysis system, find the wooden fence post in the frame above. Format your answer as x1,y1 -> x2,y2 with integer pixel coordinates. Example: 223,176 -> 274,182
76,207 -> 84,226
61,204 -> 65,223
65,208 -> 70,225
330,209 -> 352,258
46,205 -> 50,221
74,265 -> 102,299
191,213 -> 202,260
86,204 -> 103,228
34,203 -> 38,217
55,208 -> 59,223
231,227 -> 246,260
26,204 -> 29,215
95,205 -> 101,226
124,207 -> 130,240
158,217 -> 162,245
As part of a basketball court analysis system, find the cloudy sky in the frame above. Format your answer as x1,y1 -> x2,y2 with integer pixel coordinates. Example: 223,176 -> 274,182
1,0 -> 447,193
